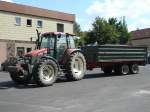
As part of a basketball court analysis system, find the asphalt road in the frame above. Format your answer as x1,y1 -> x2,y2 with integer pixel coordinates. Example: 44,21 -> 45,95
0,65 -> 150,112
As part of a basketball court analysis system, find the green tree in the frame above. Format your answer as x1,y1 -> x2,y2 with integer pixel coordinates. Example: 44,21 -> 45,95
84,17 -> 130,45
118,17 -> 131,44
73,22 -> 81,36
73,22 -> 84,47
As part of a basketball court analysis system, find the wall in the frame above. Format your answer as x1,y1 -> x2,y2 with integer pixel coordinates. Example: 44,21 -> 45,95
0,11 -> 74,41
131,38 -> 150,51
0,41 -> 7,64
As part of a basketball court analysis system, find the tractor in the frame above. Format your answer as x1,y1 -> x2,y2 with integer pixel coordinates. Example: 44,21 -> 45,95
8,31 -> 86,86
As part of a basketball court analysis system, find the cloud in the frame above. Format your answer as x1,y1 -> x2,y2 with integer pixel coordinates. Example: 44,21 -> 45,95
0,0 -> 13,2
86,0 -> 150,19
85,0 -> 150,31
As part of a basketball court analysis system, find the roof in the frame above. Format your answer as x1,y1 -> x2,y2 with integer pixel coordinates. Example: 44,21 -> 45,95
131,28 -> 150,40
0,1 -> 75,22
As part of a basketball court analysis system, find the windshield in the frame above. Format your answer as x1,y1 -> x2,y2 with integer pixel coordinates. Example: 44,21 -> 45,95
40,35 -> 55,49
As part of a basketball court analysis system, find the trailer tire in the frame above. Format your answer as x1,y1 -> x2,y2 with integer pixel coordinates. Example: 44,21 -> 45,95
33,60 -> 58,86
102,67 -> 113,75
9,70 -> 32,84
115,64 -> 129,75
65,52 -> 86,81
129,64 -> 139,74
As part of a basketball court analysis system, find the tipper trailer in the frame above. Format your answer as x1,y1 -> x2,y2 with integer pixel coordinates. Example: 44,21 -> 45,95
82,45 -> 147,75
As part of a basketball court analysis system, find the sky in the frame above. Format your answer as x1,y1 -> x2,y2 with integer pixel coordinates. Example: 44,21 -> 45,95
1,0 -> 150,31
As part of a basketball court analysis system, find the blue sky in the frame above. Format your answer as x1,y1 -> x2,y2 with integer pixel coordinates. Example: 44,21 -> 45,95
2,0 -> 150,31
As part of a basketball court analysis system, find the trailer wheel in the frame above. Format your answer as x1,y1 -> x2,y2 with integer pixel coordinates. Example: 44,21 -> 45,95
130,64 -> 139,74
102,67 -> 113,75
33,60 -> 58,86
115,64 -> 129,75
66,52 -> 86,81
9,70 -> 32,84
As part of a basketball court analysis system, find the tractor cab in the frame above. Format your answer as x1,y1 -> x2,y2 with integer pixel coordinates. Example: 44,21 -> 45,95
38,32 -> 76,60
8,31 -> 86,87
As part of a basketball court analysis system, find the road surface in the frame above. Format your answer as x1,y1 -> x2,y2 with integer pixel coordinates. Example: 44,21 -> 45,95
0,66 -> 150,112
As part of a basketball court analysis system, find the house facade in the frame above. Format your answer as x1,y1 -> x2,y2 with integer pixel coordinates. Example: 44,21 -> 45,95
131,28 -> 150,51
0,1 -> 75,64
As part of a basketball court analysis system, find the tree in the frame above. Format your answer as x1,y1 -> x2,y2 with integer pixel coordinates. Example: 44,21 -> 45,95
84,17 -> 130,45
73,22 -> 81,36
118,17 -> 131,44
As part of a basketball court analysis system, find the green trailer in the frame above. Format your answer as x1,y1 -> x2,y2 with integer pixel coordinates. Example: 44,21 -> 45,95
82,44 -> 147,75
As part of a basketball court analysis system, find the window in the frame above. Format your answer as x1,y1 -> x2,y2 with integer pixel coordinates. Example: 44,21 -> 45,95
57,23 -> 64,32
15,17 -> 21,26
37,20 -> 43,28
57,35 -> 67,59
69,36 -> 75,48
27,19 -> 32,26
17,47 -> 24,57
41,36 -> 55,49
27,48 -> 32,53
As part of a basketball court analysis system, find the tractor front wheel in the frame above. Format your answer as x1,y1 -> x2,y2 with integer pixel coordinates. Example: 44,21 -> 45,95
65,52 -> 86,81
33,60 -> 58,86
9,70 -> 32,84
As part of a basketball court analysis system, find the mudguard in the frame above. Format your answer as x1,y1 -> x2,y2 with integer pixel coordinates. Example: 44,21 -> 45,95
60,49 -> 82,65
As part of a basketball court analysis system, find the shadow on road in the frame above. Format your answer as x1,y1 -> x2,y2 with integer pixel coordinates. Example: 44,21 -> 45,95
0,72 -> 131,90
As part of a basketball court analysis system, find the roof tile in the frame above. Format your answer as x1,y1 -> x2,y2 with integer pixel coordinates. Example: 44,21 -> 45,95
131,28 -> 150,40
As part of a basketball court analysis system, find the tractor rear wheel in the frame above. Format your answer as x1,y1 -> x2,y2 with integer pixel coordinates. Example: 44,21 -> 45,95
9,70 -> 32,84
33,60 -> 58,86
65,52 -> 86,81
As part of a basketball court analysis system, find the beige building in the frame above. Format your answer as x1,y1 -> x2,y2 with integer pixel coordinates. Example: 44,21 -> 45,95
131,28 -> 150,51
0,1 -> 75,64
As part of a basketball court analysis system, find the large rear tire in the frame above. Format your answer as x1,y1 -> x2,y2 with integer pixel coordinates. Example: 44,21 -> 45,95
129,64 -> 139,74
9,70 -> 32,84
65,52 -> 86,81
33,60 -> 58,86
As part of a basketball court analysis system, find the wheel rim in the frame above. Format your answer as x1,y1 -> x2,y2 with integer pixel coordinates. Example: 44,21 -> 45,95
41,65 -> 54,82
132,64 -> 139,74
122,65 -> 129,75
72,56 -> 84,77
18,70 -> 28,79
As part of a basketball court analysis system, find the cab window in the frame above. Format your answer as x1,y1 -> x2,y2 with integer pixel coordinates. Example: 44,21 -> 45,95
69,36 -> 75,48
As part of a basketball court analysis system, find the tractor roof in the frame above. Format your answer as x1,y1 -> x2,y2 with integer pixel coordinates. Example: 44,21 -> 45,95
42,32 -> 75,37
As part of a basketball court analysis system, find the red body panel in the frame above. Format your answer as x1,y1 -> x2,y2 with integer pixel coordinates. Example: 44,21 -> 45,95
25,48 -> 47,57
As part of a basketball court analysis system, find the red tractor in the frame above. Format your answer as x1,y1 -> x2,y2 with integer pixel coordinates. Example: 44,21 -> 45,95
8,31 -> 86,86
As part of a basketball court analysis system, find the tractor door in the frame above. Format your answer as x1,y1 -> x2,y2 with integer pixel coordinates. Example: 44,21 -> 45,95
56,35 -> 68,60
40,35 -> 55,57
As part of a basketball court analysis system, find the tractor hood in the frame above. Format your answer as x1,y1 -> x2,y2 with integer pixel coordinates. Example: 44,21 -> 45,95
25,48 -> 47,57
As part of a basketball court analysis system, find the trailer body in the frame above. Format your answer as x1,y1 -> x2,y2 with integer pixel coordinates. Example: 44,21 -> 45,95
82,45 -> 147,71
